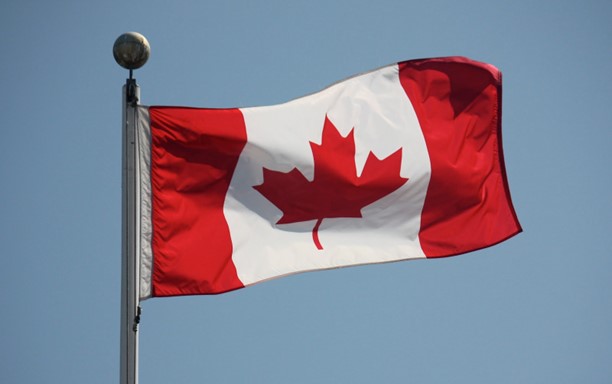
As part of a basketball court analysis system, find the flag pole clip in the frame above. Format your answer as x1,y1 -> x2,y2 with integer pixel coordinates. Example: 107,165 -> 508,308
132,306 -> 142,332
126,78 -> 139,106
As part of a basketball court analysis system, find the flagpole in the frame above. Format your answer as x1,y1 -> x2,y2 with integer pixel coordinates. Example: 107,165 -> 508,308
114,32 -> 150,384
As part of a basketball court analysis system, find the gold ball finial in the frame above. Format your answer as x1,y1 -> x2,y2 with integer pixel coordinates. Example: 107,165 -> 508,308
113,32 -> 150,70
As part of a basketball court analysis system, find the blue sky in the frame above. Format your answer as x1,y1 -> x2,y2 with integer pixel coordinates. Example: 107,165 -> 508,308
1,1 -> 611,383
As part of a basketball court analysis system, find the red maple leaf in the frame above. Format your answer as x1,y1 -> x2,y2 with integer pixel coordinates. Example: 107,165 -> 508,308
253,116 -> 408,250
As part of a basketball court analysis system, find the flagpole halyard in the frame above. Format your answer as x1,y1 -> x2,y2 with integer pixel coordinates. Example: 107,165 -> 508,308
114,32 -> 150,384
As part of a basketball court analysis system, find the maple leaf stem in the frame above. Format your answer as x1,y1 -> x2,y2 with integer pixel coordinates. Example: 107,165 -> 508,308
312,218 -> 324,250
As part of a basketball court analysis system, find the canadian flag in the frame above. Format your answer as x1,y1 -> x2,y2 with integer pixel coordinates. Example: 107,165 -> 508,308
137,56 -> 521,299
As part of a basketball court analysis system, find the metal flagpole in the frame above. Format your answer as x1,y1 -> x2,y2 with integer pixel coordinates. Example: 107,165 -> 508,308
114,32 -> 150,384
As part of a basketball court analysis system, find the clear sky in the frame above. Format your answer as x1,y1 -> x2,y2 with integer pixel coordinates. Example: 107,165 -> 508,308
1,1 -> 611,383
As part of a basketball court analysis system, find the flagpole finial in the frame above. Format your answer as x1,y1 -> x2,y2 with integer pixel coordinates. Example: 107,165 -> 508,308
113,32 -> 150,71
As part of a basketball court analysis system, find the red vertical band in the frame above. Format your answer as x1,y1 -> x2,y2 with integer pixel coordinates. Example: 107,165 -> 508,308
149,107 -> 247,296
398,57 -> 521,257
